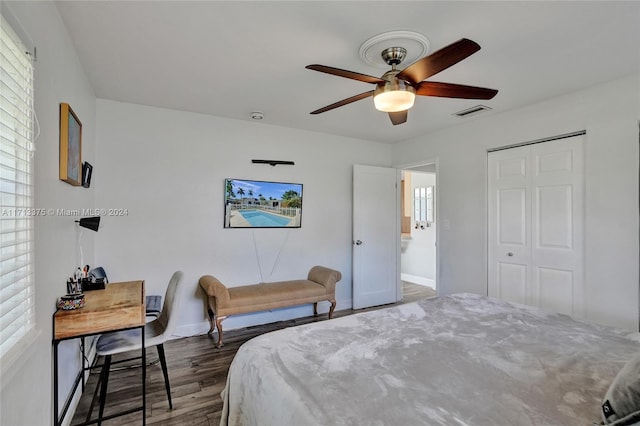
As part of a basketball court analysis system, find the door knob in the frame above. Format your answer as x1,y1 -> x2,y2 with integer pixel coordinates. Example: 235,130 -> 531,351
507,252 -> 514,257
354,240 -> 363,245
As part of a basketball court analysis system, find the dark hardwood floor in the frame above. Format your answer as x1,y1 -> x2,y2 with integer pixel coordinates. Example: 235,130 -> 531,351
70,283 -> 436,425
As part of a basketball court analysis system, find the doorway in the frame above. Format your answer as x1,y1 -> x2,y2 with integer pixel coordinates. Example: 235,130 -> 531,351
400,164 -> 437,298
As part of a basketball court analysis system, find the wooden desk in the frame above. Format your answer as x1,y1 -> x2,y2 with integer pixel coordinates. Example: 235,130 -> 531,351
52,281 -> 146,426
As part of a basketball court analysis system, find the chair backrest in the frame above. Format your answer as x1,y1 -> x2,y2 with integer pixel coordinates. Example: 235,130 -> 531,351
154,271 -> 184,340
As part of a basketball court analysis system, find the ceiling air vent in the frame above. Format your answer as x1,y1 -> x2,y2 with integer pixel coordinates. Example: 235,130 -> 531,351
453,104 -> 492,118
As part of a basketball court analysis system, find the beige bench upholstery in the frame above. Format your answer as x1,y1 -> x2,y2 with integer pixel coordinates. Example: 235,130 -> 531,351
199,265 -> 342,347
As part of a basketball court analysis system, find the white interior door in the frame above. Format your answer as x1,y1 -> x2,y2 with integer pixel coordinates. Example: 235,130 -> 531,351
353,164 -> 399,309
488,135 -> 585,318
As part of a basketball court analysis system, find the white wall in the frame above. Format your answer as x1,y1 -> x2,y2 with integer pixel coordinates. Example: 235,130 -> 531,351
0,2 -> 97,426
95,100 -> 392,335
393,73 -> 640,331
401,172 -> 436,284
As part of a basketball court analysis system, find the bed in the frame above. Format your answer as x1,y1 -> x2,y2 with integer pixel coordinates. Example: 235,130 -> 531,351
220,293 -> 640,426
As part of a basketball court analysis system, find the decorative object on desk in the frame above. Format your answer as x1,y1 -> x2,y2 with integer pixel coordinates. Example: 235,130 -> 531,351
74,266 -> 83,282
57,293 -> 85,310
67,278 -> 81,294
82,161 -> 93,188
67,265 -> 88,293
224,178 -> 303,228
59,103 -> 82,186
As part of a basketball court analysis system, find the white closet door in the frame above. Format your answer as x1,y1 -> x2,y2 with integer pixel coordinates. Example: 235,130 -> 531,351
488,145 -> 531,305
488,135 -> 584,318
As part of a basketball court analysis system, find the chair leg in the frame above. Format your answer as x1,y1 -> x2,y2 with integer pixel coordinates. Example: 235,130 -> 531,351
97,355 -> 112,425
156,344 -> 173,410
313,302 -> 318,316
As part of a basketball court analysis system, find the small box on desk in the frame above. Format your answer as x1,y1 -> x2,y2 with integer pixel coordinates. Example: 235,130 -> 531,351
81,278 -> 105,291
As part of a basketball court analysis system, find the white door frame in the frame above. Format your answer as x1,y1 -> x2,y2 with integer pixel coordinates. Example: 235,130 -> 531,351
394,158 -> 440,300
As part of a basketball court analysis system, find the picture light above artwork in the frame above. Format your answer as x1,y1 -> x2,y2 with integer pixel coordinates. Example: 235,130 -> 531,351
251,159 -> 295,167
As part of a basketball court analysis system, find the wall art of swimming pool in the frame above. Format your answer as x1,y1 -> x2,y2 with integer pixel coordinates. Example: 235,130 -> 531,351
224,178 -> 302,228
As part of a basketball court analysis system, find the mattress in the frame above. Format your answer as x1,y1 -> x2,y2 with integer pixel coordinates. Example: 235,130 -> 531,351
221,293 -> 640,426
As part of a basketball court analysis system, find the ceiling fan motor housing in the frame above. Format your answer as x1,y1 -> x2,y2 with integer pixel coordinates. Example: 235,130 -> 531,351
381,46 -> 408,66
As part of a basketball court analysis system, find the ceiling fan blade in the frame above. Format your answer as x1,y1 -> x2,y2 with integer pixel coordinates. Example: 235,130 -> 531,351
306,64 -> 385,84
388,110 -> 407,125
416,81 -> 498,99
396,38 -> 481,85
310,90 -> 374,114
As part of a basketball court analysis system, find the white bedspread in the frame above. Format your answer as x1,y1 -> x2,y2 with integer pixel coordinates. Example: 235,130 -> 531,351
220,293 -> 640,426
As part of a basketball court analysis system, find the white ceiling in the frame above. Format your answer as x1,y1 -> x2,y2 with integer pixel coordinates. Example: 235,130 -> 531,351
54,1 -> 640,144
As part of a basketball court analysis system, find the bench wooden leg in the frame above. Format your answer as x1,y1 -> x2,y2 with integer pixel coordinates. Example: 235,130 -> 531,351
206,308 -> 216,335
328,299 -> 336,319
215,316 -> 226,348
206,306 -> 226,348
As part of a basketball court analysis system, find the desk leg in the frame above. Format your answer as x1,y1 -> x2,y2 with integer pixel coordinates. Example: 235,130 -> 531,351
141,327 -> 146,426
81,337 -> 85,393
53,340 -> 59,426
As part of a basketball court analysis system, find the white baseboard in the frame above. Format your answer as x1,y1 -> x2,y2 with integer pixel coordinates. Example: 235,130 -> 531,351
401,273 -> 435,289
175,321 -> 211,338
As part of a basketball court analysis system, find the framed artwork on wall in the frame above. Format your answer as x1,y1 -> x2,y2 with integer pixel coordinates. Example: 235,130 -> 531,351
224,178 -> 303,228
59,103 -> 82,186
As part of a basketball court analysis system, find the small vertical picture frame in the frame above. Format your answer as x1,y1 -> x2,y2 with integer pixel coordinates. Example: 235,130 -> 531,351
82,161 -> 93,188
59,103 -> 82,186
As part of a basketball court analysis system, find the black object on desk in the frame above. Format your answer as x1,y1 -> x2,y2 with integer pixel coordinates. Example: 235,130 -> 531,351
81,278 -> 105,291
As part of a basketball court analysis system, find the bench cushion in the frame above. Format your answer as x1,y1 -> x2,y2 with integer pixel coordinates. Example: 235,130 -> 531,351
224,280 -> 326,316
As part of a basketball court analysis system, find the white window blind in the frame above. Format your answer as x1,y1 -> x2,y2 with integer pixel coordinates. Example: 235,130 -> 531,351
0,14 -> 35,361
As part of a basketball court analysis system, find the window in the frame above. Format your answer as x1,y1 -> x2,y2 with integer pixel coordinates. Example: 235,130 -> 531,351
414,187 -> 426,222
414,186 -> 434,227
0,14 -> 36,362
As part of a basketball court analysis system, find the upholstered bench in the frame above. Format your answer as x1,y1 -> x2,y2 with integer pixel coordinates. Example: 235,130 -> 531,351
199,265 -> 342,347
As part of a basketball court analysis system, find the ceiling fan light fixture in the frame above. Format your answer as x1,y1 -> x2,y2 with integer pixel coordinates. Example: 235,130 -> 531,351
373,81 -> 415,112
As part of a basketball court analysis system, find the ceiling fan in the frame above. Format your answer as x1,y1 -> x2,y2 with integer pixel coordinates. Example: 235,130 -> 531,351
306,38 -> 498,125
